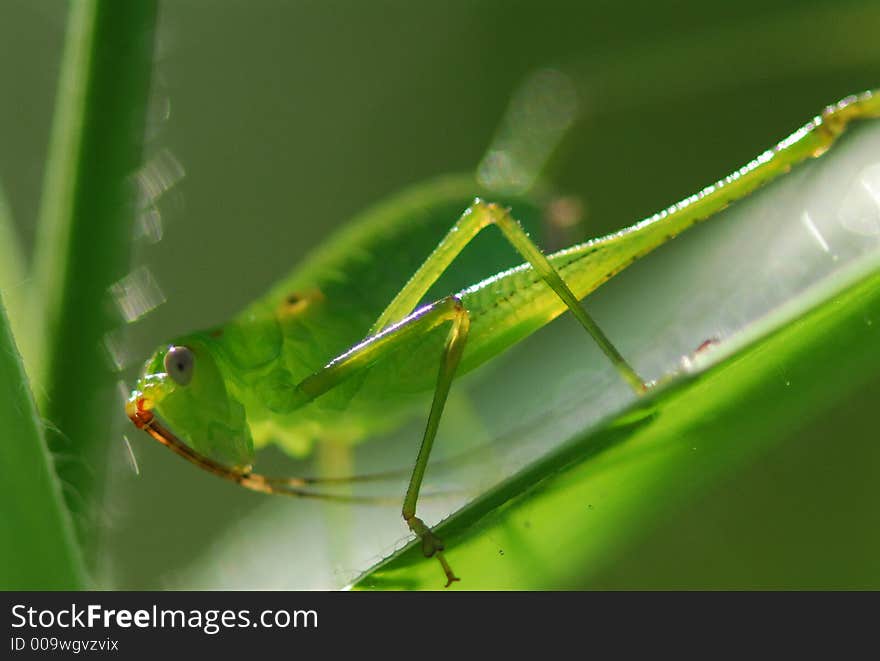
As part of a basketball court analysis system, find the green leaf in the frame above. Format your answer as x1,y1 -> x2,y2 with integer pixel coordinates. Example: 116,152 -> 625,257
0,292 -> 85,589
352,253 -> 880,589
344,113 -> 880,590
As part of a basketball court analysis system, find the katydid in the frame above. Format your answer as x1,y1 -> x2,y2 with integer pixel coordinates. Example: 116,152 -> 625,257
127,91 -> 880,587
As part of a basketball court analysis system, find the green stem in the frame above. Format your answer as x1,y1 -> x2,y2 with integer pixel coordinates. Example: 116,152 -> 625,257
31,0 -> 159,551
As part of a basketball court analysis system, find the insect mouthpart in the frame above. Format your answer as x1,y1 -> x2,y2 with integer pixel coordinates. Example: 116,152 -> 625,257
125,395 -> 155,429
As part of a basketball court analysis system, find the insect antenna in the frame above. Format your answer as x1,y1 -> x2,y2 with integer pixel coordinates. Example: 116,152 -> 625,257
122,434 -> 141,476
138,417 -> 424,505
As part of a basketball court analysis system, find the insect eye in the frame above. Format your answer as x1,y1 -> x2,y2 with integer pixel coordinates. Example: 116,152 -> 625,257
164,346 -> 195,386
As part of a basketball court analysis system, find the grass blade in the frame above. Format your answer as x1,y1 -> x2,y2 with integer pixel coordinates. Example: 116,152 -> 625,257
0,292 -> 85,588
352,258 -> 880,589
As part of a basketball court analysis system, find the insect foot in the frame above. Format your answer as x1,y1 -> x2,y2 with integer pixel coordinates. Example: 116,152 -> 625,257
406,515 -> 460,587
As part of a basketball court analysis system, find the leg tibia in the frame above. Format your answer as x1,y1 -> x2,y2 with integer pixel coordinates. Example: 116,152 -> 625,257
481,202 -> 646,392
400,296 -> 469,587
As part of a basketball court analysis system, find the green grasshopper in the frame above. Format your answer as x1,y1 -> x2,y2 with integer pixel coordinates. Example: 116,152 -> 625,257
127,91 -> 880,587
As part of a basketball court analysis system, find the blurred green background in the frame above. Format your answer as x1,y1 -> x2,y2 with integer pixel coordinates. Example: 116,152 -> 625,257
2,0 -> 879,588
